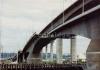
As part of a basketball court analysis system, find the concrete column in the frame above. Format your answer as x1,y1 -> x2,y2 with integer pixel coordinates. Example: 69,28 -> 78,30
70,36 -> 77,63
56,38 -> 63,64
22,54 -> 25,63
45,45 -> 48,60
27,49 -> 34,63
27,52 -> 41,64
18,51 -> 23,63
27,47 -> 41,64
50,41 -> 54,62
87,39 -> 100,70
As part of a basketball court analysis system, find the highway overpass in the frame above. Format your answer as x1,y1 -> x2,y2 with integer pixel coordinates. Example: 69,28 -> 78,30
19,0 -> 100,70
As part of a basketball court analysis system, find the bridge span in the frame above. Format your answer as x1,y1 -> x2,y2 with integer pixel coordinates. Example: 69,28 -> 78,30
17,0 -> 100,70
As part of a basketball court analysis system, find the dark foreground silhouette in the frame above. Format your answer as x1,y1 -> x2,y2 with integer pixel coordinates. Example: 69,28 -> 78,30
0,64 -> 83,70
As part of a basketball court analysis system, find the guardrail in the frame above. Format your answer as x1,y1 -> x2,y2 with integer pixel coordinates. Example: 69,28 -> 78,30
0,64 -> 83,70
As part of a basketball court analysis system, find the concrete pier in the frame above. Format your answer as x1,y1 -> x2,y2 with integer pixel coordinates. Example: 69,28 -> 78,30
45,45 -> 48,60
87,39 -> 100,70
27,51 -> 42,63
70,36 -> 77,63
50,41 -> 54,62
56,39 -> 63,64
27,48 -> 41,64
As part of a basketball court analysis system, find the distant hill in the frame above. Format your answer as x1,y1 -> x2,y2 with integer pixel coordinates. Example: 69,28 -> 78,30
0,53 -> 17,60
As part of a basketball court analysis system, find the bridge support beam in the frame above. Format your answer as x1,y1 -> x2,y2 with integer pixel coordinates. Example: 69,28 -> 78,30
50,41 -> 54,62
87,39 -> 100,70
56,39 -> 63,64
45,45 -> 48,60
70,36 -> 77,63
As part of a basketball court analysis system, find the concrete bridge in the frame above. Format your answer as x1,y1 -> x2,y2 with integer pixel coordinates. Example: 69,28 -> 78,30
18,0 -> 100,70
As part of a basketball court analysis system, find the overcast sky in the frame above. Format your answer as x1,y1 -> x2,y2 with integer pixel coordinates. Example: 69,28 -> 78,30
0,0 -> 90,59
